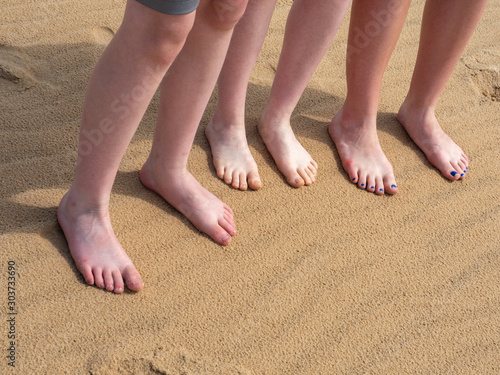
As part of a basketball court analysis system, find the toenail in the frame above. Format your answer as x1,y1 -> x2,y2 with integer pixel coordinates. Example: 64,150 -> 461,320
379,189 -> 383,192
466,167 -> 468,169
361,183 -> 365,187
133,279 -> 142,285
391,184 -> 397,188
115,287 -> 123,293
464,170 -> 467,173
461,173 -> 464,176
451,171 -> 458,176
371,186 -> 375,189
352,178 -> 356,181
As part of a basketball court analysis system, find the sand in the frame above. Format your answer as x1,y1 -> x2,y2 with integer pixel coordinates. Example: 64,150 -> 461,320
1,0 -> 499,373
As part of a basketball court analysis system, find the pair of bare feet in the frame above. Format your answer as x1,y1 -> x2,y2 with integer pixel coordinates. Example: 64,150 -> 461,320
58,157 -> 236,294
207,101 -> 468,195
58,101 -> 468,294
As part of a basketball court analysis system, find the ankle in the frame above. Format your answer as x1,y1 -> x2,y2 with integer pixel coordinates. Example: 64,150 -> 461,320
61,188 -> 110,219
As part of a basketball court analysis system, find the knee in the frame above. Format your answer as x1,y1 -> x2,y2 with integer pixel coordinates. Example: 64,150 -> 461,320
146,14 -> 195,66
203,0 -> 248,31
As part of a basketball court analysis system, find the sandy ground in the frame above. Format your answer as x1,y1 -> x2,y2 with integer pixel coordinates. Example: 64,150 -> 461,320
1,0 -> 499,373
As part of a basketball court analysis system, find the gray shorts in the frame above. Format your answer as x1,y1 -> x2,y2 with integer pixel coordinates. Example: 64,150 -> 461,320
136,0 -> 199,15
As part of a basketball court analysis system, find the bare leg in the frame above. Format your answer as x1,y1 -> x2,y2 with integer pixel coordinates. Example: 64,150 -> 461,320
397,0 -> 487,180
140,0 -> 248,245
260,0 -> 350,187
329,0 -> 410,195
58,0 -> 195,293
206,0 -> 277,191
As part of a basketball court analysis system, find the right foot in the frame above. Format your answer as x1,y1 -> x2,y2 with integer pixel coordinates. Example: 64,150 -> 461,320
258,110 -> 318,188
205,119 -> 261,191
140,160 -> 236,245
329,107 -> 398,195
57,191 -> 144,293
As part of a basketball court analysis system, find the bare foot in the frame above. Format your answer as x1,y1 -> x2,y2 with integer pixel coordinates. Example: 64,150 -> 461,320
57,191 -> 144,293
258,110 -> 318,188
329,107 -> 398,195
205,119 -> 261,191
397,99 -> 468,180
140,160 -> 236,245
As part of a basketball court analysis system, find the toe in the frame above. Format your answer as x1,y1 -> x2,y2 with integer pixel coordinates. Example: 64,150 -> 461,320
231,171 -> 240,189
366,176 -> 376,192
287,171 -> 305,188
248,171 -> 262,190
122,265 -> 144,292
93,268 -> 105,289
112,270 -> 124,294
299,168 -> 312,186
103,269 -> 114,291
358,174 -> 367,190
385,180 -> 398,195
79,264 -> 94,285
238,172 -> 248,191
224,169 -> 233,185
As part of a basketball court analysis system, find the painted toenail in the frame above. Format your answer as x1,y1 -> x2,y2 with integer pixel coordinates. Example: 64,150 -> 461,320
371,186 -> 375,189
361,183 -> 365,187
352,178 -> 356,181
464,170 -> 467,173
451,171 -> 458,176
379,189 -> 383,192
391,184 -> 397,188
461,173 -> 464,176
466,167 -> 468,169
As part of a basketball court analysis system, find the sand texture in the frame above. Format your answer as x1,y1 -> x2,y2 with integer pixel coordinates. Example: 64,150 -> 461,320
1,0 -> 499,373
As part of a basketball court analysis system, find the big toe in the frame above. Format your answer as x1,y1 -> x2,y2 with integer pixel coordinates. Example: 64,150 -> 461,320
122,265 -> 144,292
248,171 -> 262,190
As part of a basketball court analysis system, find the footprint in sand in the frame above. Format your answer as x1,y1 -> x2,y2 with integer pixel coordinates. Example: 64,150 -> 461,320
462,48 -> 500,102
0,45 -> 38,89
91,26 -> 115,45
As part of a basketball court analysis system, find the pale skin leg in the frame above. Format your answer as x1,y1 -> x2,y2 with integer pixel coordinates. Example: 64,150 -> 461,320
140,0 -> 249,245
58,0 -> 196,293
205,0 -> 277,191
259,0 -> 351,187
397,0 -> 488,180
329,0 -> 410,195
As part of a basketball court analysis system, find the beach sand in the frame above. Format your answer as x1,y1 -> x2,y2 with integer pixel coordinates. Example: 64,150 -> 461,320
1,0 -> 499,373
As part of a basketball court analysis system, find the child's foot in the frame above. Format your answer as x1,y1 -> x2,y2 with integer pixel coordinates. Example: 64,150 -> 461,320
140,160 -> 236,245
258,109 -> 318,188
57,191 -> 144,294
205,119 -> 261,191
329,107 -> 398,195
397,99 -> 469,180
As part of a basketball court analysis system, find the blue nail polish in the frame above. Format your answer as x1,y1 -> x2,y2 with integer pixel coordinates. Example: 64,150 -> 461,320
451,171 -> 458,176
361,183 -> 365,187
464,170 -> 467,173
353,178 -> 356,181
461,173 -> 464,176
466,167 -> 468,170
391,184 -> 397,188
379,189 -> 383,192
371,186 -> 375,189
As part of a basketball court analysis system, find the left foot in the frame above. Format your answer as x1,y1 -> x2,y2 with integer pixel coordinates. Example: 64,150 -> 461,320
397,99 -> 469,180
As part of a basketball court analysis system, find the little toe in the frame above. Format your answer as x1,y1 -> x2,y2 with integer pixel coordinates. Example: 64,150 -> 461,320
122,265 -> 144,292
112,270 -> 125,294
